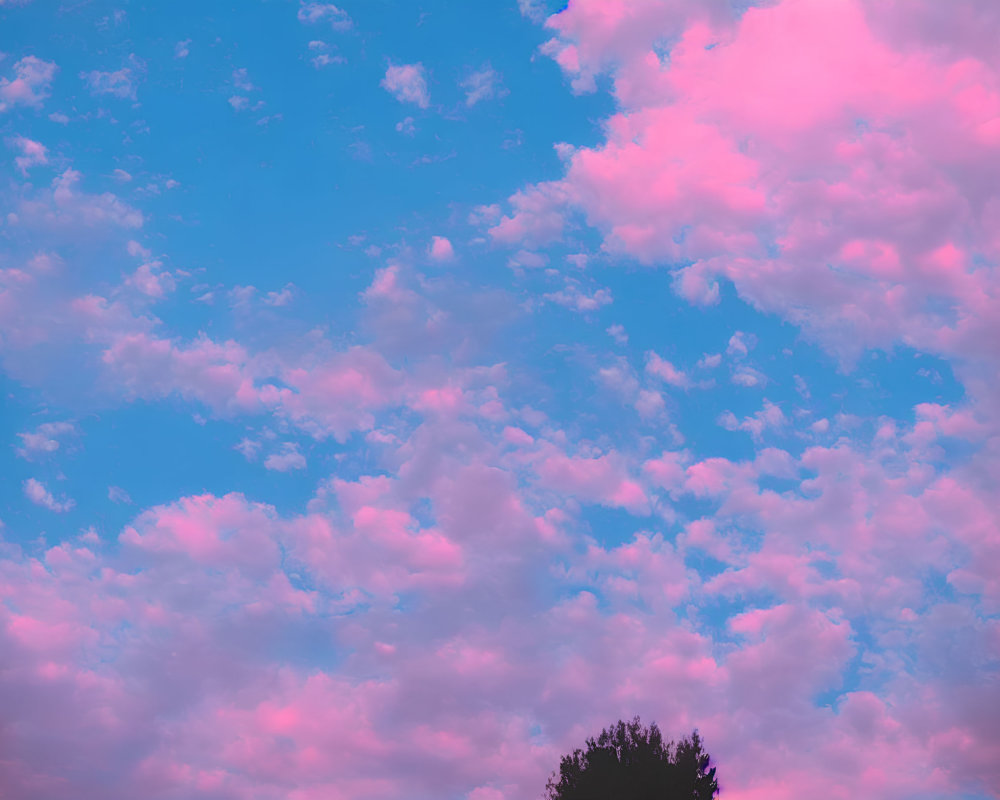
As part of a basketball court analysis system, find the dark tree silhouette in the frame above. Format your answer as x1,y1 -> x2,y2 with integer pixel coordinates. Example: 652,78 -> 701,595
545,717 -> 718,800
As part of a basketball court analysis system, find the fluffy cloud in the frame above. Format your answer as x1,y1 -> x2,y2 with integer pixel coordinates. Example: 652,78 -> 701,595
0,55 -> 57,111
501,0 -> 1000,365
382,63 -> 430,108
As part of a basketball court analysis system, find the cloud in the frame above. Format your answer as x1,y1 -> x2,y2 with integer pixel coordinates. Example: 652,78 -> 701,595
108,485 -> 132,504
506,0 -> 1000,364
381,63 -> 430,108
8,136 -> 48,174
461,65 -> 505,106
16,421 -> 76,459
543,278 -> 612,312
23,477 -> 75,512
606,324 -> 628,345
264,443 -> 307,472
395,115 -> 416,136
175,39 -> 191,59
718,399 -> 787,441
81,55 -> 144,100
298,2 -> 352,30
645,351 -> 689,388
428,235 -> 455,262
11,168 -> 143,229
0,55 -> 57,111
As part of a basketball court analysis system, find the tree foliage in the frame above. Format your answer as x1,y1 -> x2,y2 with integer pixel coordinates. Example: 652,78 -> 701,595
545,717 -> 719,800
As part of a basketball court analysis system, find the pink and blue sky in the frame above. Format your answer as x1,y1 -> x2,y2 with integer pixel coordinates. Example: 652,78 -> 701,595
2,1 -> 999,797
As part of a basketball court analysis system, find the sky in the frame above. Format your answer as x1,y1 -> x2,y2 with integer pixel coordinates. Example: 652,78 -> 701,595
1,0 -> 999,798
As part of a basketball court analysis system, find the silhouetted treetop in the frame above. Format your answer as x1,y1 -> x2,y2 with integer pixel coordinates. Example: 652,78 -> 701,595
545,717 -> 718,800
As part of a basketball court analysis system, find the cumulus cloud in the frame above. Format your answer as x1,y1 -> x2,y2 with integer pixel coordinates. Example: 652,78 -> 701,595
381,63 -> 429,108
506,0 -> 1000,364
0,55 -> 57,111
428,235 -> 455,261
8,136 -> 48,174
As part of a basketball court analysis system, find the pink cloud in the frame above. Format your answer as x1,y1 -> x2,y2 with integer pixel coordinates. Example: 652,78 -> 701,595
9,136 -> 48,174
506,0 -> 1000,365
381,63 -> 430,108
13,169 -> 143,230
536,449 -> 650,514
428,235 -> 455,261
0,55 -> 57,111
645,351 -> 689,387
23,478 -> 75,512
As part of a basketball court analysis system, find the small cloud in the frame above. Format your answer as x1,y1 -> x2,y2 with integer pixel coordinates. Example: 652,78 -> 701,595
113,168 -> 133,182
175,39 -> 191,59
607,324 -> 628,345
264,285 -> 294,306
298,2 -> 352,30
108,485 -> 132,504
48,111 -> 70,124
348,140 -> 372,161
127,240 -> 151,258
727,331 -> 757,358
235,438 -> 261,461
382,63 -> 429,108
8,136 -> 47,175
468,204 -> 501,227
264,443 -> 307,472
544,278 -> 612,312
645,352 -> 689,388
395,116 -> 416,136
16,421 -> 76,460
718,399 -> 786,441
126,261 -> 175,298
461,64 -> 505,106
81,55 -> 145,100
232,68 -> 255,92
732,366 -> 766,387
312,52 -> 345,69
23,478 -> 75,512
517,0 -> 548,23
507,249 -> 548,270
228,95 -> 249,111
0,55 -> 58,112
697,353 -> 722,369
428,235 -> 454,262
